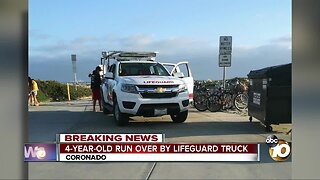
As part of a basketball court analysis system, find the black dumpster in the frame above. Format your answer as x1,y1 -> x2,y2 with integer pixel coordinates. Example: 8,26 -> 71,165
247,63 -> 291,132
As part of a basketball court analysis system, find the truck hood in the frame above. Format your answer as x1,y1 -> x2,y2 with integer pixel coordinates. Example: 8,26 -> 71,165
119,76 -> 184,85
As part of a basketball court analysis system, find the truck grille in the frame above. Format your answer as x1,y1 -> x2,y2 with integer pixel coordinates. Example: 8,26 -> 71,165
137,85 -> 179,99
136,85 -> 178,89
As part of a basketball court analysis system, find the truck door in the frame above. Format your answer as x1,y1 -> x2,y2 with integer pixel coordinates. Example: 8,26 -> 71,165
102,63 -> 116,106
162,62 -> 194,102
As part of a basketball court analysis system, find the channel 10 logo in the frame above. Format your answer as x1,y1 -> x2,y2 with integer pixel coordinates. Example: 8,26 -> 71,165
24,144 -> 57,161
266,135 -> 291,161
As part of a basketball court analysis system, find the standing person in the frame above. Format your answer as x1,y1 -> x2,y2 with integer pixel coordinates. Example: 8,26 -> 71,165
28,76 -> 33,105
91,66 -> 102,112
89,70 -> 95,89
31,79 -> 39,106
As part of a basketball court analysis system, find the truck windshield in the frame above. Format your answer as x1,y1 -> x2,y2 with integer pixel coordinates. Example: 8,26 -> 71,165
119,63 -> 170,76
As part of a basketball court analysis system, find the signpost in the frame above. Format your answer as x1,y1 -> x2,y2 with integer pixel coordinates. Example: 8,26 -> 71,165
71,54 -> 78,91
219,36 -> 232,88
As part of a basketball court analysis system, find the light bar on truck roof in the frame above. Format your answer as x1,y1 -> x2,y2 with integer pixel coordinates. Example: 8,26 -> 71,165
118,52 -> 158,58
117,57 -> 156,61
102,51 -> 158,61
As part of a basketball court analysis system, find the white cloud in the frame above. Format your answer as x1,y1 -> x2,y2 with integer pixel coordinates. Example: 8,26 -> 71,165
29,34 -> 291,81
270,35 -> 292,49
71,36 -> 99,44
29,29 -> 51,40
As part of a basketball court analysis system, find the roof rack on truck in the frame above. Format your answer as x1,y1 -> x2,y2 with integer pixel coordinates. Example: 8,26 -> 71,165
101,51 -> 158,62
100,51 -> 159,75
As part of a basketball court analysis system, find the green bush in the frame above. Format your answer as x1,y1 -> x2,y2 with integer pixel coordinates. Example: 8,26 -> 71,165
69,84 -> 91,100
37,90 -> 50,102
36,80 -> 92,102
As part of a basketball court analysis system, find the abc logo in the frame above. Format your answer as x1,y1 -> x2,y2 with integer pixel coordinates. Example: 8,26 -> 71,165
266,135 -> 291,161
265,135 -> 278,147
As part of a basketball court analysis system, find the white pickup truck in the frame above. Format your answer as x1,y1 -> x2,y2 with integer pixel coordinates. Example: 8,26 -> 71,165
100,51 -> 193,126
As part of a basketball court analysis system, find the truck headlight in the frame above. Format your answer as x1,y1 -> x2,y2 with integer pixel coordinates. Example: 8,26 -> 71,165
178,84 -> 187,93
121,84 -> 138,94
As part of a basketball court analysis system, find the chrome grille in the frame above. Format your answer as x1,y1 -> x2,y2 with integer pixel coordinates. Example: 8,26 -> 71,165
137,85 -> 179,99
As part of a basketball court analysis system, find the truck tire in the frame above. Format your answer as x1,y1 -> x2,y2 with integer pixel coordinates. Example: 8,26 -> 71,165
170,110 -> 188,123
113,98 -> 129,126
101,91 -> 111,114
102,97 -> 112,114
266,125 -> 273,132
103,105 -> 111,114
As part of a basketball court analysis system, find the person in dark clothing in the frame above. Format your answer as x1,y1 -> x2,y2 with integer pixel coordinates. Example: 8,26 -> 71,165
89,70 -> 95,89
91,66 -> 102,112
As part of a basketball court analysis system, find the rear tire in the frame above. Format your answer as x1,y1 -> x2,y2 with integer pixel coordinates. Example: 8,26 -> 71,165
193,94 -> 208,111
266,125 -> 273,132
113,98 -> 129,126
207,95 -> 222,112
234,93 -> 248,111
223,93 -> 233,110
103,105 -> 111,114
170,110 -> 188,123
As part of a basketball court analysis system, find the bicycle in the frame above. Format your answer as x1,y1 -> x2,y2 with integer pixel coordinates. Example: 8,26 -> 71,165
233,80 -> 249,111
194,79 -> 249,112
207,79 -> 249,112
206,87 -> 234,112
193,81 -> 210,111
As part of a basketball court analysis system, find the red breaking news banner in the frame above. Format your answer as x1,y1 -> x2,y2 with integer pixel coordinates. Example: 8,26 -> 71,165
60,144 -> 257,153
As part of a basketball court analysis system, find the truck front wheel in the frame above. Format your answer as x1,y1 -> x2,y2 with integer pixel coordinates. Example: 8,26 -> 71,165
170,110 -> 188,123
113,99 -> 129,126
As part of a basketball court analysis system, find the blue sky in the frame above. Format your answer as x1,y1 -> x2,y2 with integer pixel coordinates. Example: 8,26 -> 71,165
29,0 -> 291,82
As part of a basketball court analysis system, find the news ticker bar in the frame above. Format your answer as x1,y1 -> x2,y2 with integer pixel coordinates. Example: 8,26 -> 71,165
25,143 -> 260,162
24,134 -> 260,162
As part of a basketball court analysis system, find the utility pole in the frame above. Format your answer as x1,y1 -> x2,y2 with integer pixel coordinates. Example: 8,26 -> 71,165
71,54 -> 77,90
